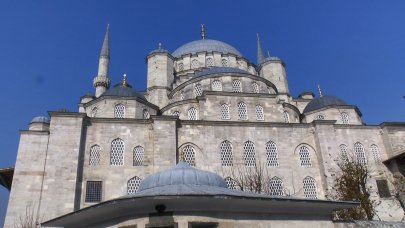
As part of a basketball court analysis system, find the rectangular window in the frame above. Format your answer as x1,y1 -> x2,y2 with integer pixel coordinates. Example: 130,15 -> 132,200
85,181 -> 102,203
188,222 -> 218,228
376,180 -> 390,198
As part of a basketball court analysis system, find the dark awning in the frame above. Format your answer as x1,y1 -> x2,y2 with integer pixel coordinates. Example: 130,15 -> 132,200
0,167 -> 14,191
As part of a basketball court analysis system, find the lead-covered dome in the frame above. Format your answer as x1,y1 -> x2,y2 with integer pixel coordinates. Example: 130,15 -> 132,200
102,82 -> 146,101
30,116 -> 50,124
139,162 -> 227,192
303,96 -> 347,113
172,39 -> 242,58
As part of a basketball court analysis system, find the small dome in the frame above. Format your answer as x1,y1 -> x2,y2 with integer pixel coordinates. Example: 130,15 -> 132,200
139,162 -> 227,192
172,39 -> 242,58
148,48 -> 169,55
30,116 -> 50,124
303,96 -> 347,113
102,83 -> 146,100
194,67 -> 250,78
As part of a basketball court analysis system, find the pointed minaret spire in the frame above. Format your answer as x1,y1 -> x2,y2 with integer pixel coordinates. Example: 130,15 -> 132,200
93,24 -> 111,97
257,33 -> 264,65
317,84 -> 323,97
201,24 -> 205,40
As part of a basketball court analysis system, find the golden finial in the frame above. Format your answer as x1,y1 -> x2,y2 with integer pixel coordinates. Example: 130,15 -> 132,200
122,73 -> 127,87
201,24 -> 205,40
317,84 -> 323,97
179,151 -> 184,162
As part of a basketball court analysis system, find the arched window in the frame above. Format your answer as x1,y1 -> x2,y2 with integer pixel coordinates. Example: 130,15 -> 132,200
299,145 -> 311,167
371,144 -> 381,164
191,59 -> 200,69
269,177 -> 284,196
89,145 -> 101,166
91,107 -> 98,117
220,141 -> 233,166
110,138 -> 124,166
266,141 -> 279,166
188,107 -> 198,120
283,111 -> 290,123
181,145 -> 196,166
133,146 -> 144,166
339,144 -> 348,159
243,141 -> 256,167
114,104 -> 125,118
127,176 -> 142,195
143,109 -> 150,119
255,105 -> 264,121
178,62 -> 184,71
194,83 -> 203,97
225,177 -> 237,190
354,142 -> 367,165
315,114 -> 325,120
252,82 -> 260,93
172,111 -> 180,117
211,80 -> 223,91
232,80 -> 242,93
237,102 -> 248,120
206,57 -> 214,67
303,176 -> 317,199
341,112 -> 349,124
220,104 -> 230,120
221,58 -> 228,67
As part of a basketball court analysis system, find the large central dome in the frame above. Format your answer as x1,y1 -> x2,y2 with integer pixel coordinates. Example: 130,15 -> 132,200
172,39 -> 242,58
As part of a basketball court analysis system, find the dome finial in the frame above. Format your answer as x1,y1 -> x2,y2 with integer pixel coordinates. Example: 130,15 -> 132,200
257,33 -> 264,65
122,73 -> 128,87
201,24 -> 205,40
158,42 -> 162,49
317,84 -> 323,97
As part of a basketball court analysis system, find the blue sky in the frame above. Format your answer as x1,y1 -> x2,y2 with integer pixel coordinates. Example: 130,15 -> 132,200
1,0 -> 405,226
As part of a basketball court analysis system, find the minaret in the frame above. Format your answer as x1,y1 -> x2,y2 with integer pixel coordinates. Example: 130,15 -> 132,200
257,33 -> 264,65
93,24 -> 111,98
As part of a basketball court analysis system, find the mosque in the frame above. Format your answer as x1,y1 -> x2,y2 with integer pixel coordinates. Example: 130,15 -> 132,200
1,25 -> 405,227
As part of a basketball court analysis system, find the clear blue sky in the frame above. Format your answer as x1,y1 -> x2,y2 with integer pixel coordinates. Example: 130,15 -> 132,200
1,0 -> 405,226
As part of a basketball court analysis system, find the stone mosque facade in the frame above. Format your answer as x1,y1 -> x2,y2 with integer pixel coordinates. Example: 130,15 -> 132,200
3,26 -> 405,227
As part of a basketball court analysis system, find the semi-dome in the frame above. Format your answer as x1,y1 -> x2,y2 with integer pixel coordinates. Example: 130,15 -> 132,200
30,116 -> 50,124
172,39 -> 242,58
303,96 -> 347,113
139,161 -> 227,192
102,82 -> 146,100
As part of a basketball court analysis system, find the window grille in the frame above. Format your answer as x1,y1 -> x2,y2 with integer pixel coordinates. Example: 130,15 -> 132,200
191,59 -> 200,69
173,111 -> 180,117
283,111 -> 290,123
127,176 -> 142,195
269,177 -> 284,196
89,145 -> 101,166
85,181 -> 102,203
181,145 -> 196,166
266,141 -> 279,166
237,102 -> 248,120
339,144 -> 348,159
178,62 -> 184,71
371,144 -> 381,164
110,138 -> 124,166
194,84 -> 203,97
341,112 -> 349,124
220,141 -> 233,166
376,180 -> 390,198
211,80 -> 223,91
255,105 -> 264,121
315,114 -> 325,120
252,82 -> 260,93
299,145 -> 311,167
221,58 -> 228,67
114,104 -> 125,118
220,104 -> 230,120
243,141 -> 256,167
91,107 -> 98,117
354,142 -> 367,165
133,146 -> 144,166
232,80 -> 242,93
303,176 -> 317,199
188,107 -> 198,120
225,177 -> 237,190
206,57 -> 214,67
143,109 -> 150,119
